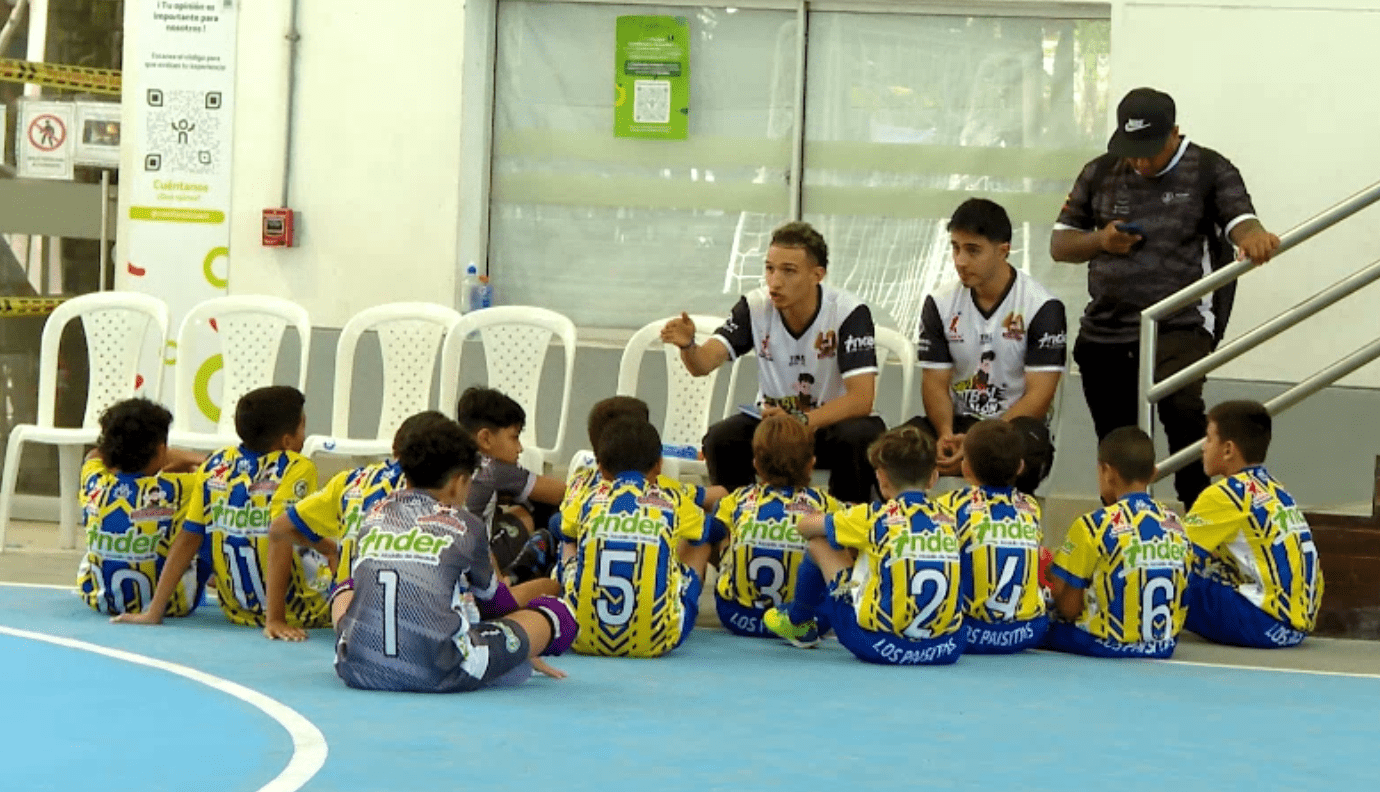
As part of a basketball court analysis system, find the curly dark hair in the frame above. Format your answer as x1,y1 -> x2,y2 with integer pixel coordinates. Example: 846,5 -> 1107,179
97,399 -> 173,473
391,410 -> 452,457
398,418 -> 478,490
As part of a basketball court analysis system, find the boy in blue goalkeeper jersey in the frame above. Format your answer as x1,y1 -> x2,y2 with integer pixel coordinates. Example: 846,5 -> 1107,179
77,399 -> 206,616
1184,401 -> 1323,648
1044,427 -> 1191,658
334,418 -> 576,692
764,425 -> 966,666
938,419 -> 1048,653
114,386 -> 333,629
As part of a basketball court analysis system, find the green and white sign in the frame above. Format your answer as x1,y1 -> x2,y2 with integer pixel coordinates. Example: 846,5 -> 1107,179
614,15 -> 689,140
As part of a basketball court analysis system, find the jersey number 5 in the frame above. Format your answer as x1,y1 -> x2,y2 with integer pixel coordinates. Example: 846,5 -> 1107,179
597,549 -> 637,626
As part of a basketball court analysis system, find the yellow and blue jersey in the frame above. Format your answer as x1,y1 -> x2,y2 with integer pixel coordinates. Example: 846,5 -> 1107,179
1185,466 -> 1324,632
563,471 -> 708,657
287,459 -> 403,588
1052,492 -> 1191,646
942,485 -> 1046,624
185,446 -> 330,628
824,491 -> 964,640
559,453 -> 706,539
76,457 -> 202,616
713,484 -> 841,610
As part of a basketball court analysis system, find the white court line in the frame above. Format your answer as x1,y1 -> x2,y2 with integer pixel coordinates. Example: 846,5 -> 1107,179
3,582 -> 1376,681
0,624 -> 327,792
1159,657 -> 1380,681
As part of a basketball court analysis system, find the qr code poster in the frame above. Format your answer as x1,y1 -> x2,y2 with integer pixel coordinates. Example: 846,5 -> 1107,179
614,16 -> 689,140
142,88 -> 225,176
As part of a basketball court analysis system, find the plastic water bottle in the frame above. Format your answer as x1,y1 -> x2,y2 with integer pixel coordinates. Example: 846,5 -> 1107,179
474,274 -> 493,310
464,263 -> 493,313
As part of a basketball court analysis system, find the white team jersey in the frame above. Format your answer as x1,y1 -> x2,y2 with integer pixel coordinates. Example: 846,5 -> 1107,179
917,269 -> 1066,420
711,284 -> 877,412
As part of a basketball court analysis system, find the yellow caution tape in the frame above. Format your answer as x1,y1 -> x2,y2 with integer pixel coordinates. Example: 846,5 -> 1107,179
0,296 -> 67,317
0,59 -> 121,95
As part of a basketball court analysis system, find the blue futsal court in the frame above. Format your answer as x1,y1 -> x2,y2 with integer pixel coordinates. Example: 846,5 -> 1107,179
2,583 -> 1377,792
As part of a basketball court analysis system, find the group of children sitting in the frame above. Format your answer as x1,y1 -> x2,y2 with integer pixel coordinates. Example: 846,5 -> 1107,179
76,383 -> 1324,692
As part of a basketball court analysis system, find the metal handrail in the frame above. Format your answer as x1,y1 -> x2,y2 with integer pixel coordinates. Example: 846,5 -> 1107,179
1137,179 -> 1380,481
1156,335 -> 1380,477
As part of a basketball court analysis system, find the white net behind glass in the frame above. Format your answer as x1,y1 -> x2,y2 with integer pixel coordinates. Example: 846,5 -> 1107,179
726,14 -> 1109,338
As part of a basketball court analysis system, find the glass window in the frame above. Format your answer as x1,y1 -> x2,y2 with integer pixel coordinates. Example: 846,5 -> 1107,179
489,2 -> 799,328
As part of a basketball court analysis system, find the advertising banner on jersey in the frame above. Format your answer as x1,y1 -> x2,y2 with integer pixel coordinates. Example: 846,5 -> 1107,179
16,99 -> 76,180
614,16 -> 690,140
118,0 -> 237,424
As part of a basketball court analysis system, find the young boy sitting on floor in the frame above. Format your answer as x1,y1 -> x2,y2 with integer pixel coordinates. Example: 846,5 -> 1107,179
1044,427 -> 1191,659
562,418 -> 713,658
333,418 -> 576,692
1183,400 -> 1324,648
559,396 -> 727,540
455,387 -> 566,582
264,410 -> 451,640
77,398 -> 207,616
114,386 -> 333,629
711,415 -> 842,638
764,425 -> 966,666
939,419 -> 1048,653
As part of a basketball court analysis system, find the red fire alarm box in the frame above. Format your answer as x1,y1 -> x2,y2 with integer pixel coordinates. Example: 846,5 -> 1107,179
262,208 -> 295,247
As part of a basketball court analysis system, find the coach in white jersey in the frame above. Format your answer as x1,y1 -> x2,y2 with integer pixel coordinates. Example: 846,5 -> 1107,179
662,222 -> 886,503
908,199 -> 1067,494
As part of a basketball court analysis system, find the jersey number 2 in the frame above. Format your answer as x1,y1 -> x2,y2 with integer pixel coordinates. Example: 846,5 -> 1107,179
902,568 -> 949,639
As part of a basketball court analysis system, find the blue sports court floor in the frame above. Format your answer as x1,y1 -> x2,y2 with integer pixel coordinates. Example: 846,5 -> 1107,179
2,582 -> 1377,792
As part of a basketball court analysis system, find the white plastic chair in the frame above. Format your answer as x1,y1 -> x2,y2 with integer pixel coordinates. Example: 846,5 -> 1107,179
873,326 -> 917,427
439,306 -> 577,474
302,303 -> 461,460
616,315 -> 725,479
0,292 -> 169,551
170,296 -> 311,450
